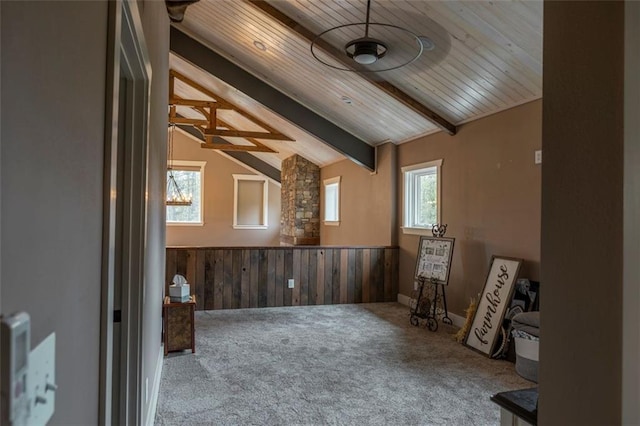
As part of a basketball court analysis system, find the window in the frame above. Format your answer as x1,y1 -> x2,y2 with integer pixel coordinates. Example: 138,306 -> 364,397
323,176 -> 341,225
233,174 -> 268,229
166,161 -> 205,225
402,159 -> 442,234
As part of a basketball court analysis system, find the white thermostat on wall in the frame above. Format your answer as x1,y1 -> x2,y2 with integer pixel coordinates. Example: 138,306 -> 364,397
1,312 -> 31,426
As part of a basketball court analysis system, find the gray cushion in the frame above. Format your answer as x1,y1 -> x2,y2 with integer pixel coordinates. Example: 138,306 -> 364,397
511,311 -> 540,337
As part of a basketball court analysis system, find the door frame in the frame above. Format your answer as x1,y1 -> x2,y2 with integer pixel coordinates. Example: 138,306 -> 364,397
100,1 -> 151,425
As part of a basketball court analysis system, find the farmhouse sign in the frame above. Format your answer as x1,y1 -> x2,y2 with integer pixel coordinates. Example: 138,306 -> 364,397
465,256 -> 522,357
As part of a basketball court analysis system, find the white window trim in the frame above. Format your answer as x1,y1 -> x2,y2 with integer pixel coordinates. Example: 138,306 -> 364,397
323,176 -> 341,226
166,160 -> 206,226
401,159 -> 443,235
232,174 -> 268,230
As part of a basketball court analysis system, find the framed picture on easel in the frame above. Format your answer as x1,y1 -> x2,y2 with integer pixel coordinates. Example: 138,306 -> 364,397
414,236 -> 455,286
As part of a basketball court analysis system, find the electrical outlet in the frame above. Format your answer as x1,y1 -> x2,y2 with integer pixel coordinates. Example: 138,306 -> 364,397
534,150 -> 542,165
288,279 -> 295,289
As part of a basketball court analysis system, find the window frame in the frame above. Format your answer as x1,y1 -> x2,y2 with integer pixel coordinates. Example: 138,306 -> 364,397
166,160 -> 206,226
323,176 -> 341,226
232,174 -> 269,230
401,159 -> 443,235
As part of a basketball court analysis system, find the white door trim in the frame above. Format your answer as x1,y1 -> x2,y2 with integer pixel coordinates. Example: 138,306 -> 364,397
100,1 -> 151,425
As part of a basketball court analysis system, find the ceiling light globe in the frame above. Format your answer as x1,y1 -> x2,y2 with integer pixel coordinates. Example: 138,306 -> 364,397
352,40 -> 380,64
354,52 -> 377,64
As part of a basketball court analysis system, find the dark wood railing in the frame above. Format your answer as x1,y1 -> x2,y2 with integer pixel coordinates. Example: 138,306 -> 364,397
166,246 -> 399,311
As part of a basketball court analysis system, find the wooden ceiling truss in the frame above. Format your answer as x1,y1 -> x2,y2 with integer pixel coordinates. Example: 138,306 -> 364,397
169,69 -> 294,153
170,27 -> 376,171
176,124 -> 282,183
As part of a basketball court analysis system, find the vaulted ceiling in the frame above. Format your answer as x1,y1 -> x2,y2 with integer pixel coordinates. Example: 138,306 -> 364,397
169,0 -> 543,172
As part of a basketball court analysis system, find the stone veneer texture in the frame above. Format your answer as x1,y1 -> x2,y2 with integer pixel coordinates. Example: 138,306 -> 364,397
280,155 -> 320,245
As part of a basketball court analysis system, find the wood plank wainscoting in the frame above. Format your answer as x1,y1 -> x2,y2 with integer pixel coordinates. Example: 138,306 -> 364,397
166,247 -> 399,311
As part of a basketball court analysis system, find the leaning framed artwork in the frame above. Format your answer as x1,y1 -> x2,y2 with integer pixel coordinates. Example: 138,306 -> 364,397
464,256 -> 522,357
414,236 -> 455,285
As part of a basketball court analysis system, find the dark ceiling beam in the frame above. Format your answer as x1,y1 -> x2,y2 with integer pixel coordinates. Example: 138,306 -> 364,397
170,26 -> 376,171
177,124 -> 282,183
246,0 -> 457,136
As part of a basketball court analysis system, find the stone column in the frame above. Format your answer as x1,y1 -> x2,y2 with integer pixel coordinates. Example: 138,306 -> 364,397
280,155 -> 320,245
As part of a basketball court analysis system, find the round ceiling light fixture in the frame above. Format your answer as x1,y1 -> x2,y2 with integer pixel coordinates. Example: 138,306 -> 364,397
346,37 -> 387,64
253,40 -> 267,51
310,0 -> 428,73
418,36 -> 436,52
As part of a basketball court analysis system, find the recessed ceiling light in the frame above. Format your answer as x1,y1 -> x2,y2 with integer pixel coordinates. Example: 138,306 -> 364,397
418,36 -> 435,51
253,40 -> 267,51
340,96 -> 353,105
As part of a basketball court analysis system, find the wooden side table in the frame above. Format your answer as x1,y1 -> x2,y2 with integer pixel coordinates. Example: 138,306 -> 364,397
163,295 -> 196,355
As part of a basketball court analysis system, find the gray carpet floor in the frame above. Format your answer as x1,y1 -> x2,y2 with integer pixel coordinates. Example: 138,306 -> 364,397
155,303 -> 533,425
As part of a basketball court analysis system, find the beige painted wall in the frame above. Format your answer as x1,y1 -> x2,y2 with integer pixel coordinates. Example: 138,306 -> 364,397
1,3 -> 109,422
166,130 -> 281,247
397,100 -> 542,315
1,3 -> 169,423
321,142 -> 397,246
623,2 -> 640,421
540,1 -> 625,423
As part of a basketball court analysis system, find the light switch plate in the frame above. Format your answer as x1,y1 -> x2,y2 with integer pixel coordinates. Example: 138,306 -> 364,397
534,150 -> 542,165
29,332 -> 55,426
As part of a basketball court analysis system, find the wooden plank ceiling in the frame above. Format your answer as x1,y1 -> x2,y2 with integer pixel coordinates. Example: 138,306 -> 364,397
172,0 -> 542,170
